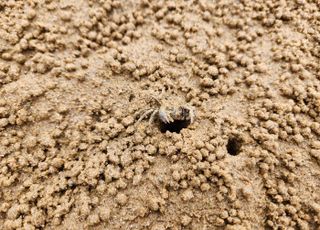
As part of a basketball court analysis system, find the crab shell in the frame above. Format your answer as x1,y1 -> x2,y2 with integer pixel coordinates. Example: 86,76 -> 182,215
158,105 -> 195,124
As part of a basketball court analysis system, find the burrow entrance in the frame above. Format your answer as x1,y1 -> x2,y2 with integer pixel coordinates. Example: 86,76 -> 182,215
159,120 -> 191,133
226,137 -> 242,156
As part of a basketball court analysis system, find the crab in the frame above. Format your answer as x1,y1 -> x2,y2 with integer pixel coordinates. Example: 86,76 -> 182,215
136,98 -> 195,126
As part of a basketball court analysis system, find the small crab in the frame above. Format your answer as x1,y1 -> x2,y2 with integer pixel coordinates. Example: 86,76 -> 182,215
136,96 -> 195,126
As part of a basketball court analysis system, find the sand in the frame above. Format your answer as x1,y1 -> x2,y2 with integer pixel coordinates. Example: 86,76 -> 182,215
0,0 -> 320,229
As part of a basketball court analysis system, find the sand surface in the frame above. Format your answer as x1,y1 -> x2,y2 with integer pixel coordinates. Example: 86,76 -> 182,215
1,0 -> 320,229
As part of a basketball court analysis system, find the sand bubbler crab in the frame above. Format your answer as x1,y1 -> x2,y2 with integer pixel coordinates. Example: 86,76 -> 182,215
136,95 -> 196,133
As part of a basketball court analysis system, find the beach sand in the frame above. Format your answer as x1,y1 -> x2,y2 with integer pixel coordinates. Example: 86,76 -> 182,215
0,0 -> 320,229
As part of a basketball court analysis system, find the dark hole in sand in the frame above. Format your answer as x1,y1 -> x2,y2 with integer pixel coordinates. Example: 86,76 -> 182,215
227,137 -> 242,156
159,119 -> 191,133
99,172 -> 105,181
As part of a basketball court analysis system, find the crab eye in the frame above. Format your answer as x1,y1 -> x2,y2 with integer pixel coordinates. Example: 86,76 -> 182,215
180,107 -> 189,119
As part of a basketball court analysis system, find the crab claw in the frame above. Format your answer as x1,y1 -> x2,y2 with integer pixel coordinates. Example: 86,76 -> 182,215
159,107 -> 174,124
184,106 -> 195,124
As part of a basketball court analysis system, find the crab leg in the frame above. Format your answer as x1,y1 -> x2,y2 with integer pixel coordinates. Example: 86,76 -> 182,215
137,109 -> 154,124
149,110 -> 158,124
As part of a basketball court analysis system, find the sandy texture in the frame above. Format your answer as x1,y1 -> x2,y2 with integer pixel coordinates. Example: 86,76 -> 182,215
1,0 -> 320,229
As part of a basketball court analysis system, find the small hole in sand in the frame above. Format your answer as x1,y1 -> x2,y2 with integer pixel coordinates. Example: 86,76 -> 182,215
159,120 -> 191,133
227,137 -> 242,156
128,94 -> 135,102
99,172 -> 105,181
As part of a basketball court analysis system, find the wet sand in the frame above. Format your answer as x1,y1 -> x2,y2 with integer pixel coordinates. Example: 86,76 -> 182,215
0,0 -> 320,229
